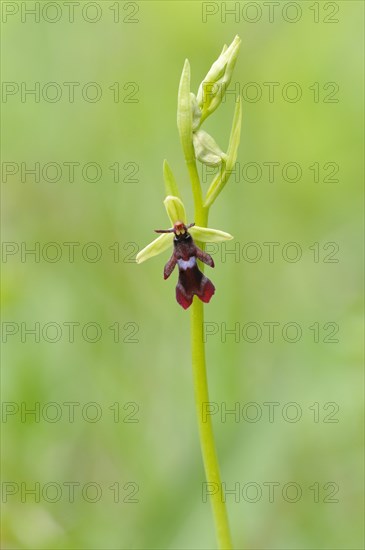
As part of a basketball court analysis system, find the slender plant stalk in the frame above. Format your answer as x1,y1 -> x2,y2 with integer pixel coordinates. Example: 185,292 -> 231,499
191,297 -> 233,550
138,37 -> 242,548
186,160 -> 203,216
187,156 -> 233,550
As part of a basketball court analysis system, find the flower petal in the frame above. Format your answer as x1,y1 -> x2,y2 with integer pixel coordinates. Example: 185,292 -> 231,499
136,233 -> 173,264
190,226 -> 233,242
164,195 -> 187,224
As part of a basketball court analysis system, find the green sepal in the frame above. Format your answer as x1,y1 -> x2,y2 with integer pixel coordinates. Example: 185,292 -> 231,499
136,233 -> 173,264
190,226 -> 233,243
163,160 -> 181,199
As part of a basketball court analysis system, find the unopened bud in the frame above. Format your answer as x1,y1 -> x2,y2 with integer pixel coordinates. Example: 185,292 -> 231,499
197,35 -> 241,123
193,130 -> 227,166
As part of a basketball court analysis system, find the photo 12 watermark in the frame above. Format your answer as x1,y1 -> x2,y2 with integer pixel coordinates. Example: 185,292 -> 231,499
201,2 -> 340,24
201,481 -> 339,503
1,81 -> 139,103
202,321 -> 340,343
2,161 -> 140,184
200,161 -> 340,185
1,480 -> 139,503
1,401 -> 140,424
195,81 -> 340,104
1,321 -> 140,343
201,401 -> 340,423
1,2 -> 140,24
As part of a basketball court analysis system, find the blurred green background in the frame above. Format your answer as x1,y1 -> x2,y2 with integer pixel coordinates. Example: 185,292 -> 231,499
1,1 -> 364,548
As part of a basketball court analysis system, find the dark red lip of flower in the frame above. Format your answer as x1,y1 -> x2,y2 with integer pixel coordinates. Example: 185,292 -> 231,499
155,221 -> 215,309
176,268 -> 215,309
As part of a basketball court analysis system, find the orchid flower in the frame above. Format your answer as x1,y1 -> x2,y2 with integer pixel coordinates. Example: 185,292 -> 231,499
135,36 -> 242,549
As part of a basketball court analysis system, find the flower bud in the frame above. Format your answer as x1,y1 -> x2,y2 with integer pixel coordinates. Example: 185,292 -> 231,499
193,129 -> 227,166
197,35 -> 241,123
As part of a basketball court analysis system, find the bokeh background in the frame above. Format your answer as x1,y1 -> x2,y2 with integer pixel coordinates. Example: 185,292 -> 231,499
1,1 -> 364,548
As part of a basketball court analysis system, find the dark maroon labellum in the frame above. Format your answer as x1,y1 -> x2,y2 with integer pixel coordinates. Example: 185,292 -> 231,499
155,221 -> 215,309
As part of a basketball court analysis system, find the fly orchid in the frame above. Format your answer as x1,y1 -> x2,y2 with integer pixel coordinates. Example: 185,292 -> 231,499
136,36 -> 242,549
136,195 -> 233,309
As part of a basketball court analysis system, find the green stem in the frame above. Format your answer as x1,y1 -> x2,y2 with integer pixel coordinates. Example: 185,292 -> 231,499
190,272 -> 233,550
186,160 -> 203,217
188,160 -> 233,550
